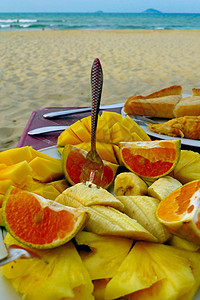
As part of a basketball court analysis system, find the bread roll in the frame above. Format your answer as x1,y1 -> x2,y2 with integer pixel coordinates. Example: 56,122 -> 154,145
192,88 -> 200,96
124,85 -> 182,118
174,88 -> 200,117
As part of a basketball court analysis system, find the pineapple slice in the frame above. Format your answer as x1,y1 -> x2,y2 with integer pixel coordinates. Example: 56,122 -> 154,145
128,278 -> 178,300
173,150 -> 200,184
105,242 -> 197,300
75,231 -> 132,280
93,279 -> 110,300
1,234 -> 94,300
170,235 -> 200,252
104,242 -> 165,299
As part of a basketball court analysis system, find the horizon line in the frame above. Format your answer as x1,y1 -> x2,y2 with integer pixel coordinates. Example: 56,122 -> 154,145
0,11 -> 200,14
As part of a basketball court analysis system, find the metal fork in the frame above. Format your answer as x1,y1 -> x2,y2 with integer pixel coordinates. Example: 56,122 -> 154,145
80,58 -> 104,187
0,229 -> 38,266
131,115 -> 161,124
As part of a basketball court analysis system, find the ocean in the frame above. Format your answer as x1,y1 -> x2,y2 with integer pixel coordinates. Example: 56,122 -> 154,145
1,12 -> 200,31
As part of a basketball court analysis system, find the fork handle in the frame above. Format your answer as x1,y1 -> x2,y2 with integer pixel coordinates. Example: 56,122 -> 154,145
91,58 -> 103,152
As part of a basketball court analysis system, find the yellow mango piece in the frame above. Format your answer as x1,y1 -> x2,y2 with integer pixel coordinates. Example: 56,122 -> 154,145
0,194 -> 4,207
0,146 -> 33,165
0,179 -> 14,194
81,115 -> 91,132
0,164 -> 7,170
22,175 -> 45,192
110,122 -> 132,144
96,118 -> 111,142
70,120 -> 91,142
50,179 -> 69,193
76,141 -> 118,164
57,147 -> 63,155
113,144 -> 124,165
57,127 -> 82,146
81,115 -> 111,143
29,157 -> 63,183
0,161 -> 32,185
131,132 -> 143,141
33,184 -> 61,200
121,115 -> 151,141
101,111 -> 123,128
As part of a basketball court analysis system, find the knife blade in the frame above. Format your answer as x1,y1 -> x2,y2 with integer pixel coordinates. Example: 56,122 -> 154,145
43,103 -> 124,119
28,126 -> 69,135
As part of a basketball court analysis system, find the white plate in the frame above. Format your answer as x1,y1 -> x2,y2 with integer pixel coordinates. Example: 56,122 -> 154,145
121,106 -> 200,148
121,94 -> 200,148
1,146 -> 200,300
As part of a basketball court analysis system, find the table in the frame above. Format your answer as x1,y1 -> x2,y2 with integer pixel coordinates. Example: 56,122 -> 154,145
18,106 -> 199,152
17,106 -> 122,150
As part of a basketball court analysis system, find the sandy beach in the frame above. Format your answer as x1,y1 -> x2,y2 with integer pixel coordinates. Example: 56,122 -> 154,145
0,29 -> 200,151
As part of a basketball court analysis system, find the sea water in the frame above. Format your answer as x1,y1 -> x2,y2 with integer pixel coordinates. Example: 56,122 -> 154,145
0,12 -> 200,31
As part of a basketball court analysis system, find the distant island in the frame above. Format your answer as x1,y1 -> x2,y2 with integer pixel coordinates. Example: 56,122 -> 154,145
94,10 -> 104,14
141,9 -> 162,14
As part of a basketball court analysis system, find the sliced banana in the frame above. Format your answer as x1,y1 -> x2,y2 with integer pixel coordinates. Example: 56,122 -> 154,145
84,205 -> 158,242
116,195 -> 171,243
148,176 -> 182,201
114,172 -> 148,196
56,182 -> 124,210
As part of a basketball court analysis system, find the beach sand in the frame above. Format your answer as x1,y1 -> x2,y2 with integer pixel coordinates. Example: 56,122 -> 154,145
0,29 -> 200,151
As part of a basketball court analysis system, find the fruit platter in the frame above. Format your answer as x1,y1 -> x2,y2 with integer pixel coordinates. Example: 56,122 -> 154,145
1,111 -> 200,300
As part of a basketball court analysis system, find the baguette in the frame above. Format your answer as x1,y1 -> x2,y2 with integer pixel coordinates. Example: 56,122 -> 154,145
124,85 -> 182,118
174,88 -> 200,117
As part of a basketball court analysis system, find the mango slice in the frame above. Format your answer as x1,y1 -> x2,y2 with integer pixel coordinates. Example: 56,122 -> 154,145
0,161 -> 32,185
70,120 -> 91,142
29,157 -> 64,183
57,127 -> 82,146
0,146 -> 33,165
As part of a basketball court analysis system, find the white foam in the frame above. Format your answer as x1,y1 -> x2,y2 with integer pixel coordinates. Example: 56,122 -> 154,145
0,24 -> 10,28
20,24 -> 31,28
0,19 -> 17,23
19,19 -> 37,23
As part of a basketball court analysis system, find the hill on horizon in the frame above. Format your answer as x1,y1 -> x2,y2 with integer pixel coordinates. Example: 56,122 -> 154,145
142,8 -> 162,14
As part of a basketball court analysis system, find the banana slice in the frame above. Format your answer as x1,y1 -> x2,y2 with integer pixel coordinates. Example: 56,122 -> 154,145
116,195 -> 171,243
148,176 -> 182,201
114,172 -> 148,196
56,182 -> 124,210
84,205 -> 157,242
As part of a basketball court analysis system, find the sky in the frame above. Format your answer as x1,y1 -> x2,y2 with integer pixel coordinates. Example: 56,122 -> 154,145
1,0 -> 200,13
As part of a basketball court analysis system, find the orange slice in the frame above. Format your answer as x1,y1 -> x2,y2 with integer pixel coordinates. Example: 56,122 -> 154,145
156,180 -> 200,245
2,186 -> 88,249
61,145 -> 118,189
119,139 -> 181,180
